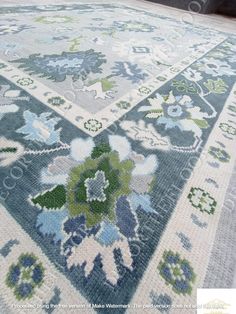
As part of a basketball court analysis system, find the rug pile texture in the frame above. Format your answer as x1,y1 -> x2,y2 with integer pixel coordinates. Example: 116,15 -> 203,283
0,2 -> 236,313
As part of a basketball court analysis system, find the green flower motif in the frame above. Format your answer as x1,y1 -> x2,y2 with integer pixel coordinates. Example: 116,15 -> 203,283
188,187 -> 217,215
209,146 -> 230,163
6,253 -> 44,300
171,79 -> 198,94
48,96 -> 65,106
116,100 -> 131,110
219,123 -> 236,135
203,78 -> 228,94
67,151 -> 134,226
84,119 -> 102,132
0,63 -> 6,69
16,77 -> 34,86
158,250 -> 196,295
138,86 -> 151,95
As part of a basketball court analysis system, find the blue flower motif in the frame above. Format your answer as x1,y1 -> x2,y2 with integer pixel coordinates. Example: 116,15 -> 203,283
139,91 -> 209,146
112,61 -> 148,83
6,253 -> 44,300
158,251 -> 196,295
17,110 -> 61,145
158,95 -> 192,129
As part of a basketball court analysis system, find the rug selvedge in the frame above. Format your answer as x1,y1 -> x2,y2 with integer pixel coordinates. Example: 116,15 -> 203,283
0,2 -> 236,313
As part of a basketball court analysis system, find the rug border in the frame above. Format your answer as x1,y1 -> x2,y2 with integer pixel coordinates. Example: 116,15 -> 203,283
203,160 -> 236,289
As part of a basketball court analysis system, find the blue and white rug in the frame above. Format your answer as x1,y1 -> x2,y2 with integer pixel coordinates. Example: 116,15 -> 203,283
0,2 -> 236,312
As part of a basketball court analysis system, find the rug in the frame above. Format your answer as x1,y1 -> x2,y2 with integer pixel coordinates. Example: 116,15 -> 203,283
0,2 -> 236,312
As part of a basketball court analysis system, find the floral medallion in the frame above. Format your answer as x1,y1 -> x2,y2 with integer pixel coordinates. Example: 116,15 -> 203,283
139,91 -> 209,148
188,187 -> 217,215
16,77 -> 34,86
67,150 -> 134,226
6,253 -> 44,300
84,119 -> 103,132
158,251 -> 196,295
47,96 -> 66,106
29,135 -> 158,284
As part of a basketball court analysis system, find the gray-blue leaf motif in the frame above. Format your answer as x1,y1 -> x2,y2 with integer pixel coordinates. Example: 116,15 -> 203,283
17,110 -> 61,145
112,61 -> 148,83
12,50 -> 106,82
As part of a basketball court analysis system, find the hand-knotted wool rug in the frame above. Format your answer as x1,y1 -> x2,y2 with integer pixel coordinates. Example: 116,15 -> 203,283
0,1 -> 236,313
